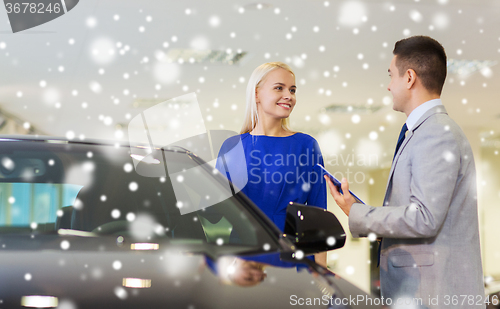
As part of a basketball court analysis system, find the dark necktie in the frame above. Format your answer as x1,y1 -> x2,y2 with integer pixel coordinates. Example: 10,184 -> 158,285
378,123 -> 409,267
393,123 -> 408,159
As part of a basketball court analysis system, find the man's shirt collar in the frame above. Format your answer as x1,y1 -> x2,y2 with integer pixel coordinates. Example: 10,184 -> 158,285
406,99 -> 443,131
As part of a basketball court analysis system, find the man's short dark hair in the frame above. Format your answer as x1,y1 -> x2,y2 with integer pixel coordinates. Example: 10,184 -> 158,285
393,36 -> 447,95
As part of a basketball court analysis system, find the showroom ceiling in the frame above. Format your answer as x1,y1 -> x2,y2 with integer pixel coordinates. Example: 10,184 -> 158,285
0,0 -> 499,168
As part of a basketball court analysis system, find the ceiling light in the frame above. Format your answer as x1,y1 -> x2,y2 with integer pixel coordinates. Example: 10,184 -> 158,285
21,296 -> 58,308
164,49 -> 247,66
447,59 -> 497,77
58,229 -> 96,237
131,243 -> 159,250
242,3 -> 272,10
479,130 -> 500,148
322,104 -> 384,114
122,278 -> 152,288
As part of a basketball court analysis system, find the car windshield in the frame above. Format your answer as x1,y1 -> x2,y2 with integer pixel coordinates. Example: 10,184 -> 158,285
0,139 -> 279,254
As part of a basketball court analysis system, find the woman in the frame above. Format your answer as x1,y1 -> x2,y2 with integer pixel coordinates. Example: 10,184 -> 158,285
217,62 -> 327,266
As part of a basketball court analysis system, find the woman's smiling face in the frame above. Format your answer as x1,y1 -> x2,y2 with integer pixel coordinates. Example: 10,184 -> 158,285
255,68 -> 296,121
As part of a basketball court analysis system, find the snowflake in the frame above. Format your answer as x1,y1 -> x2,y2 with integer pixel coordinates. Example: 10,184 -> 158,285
114,287 -> 127,300
112,260 -> 122,270
60,240 -> 70,250
111,209 -> 121,219
129,182 -> 138,191
345,266 -> 355,275
442,151 -> 455,163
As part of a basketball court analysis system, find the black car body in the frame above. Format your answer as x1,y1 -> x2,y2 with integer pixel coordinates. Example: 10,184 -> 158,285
0,136 -> 380,308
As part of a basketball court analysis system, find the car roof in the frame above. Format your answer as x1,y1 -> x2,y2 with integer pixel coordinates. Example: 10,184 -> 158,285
0,134 -> 190,154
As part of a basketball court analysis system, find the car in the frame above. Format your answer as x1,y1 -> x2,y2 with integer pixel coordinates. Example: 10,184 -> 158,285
0,135 -> 380,308
485,276 -> 500,309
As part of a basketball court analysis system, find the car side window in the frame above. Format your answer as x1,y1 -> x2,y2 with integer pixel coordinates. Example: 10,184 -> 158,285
0,183 -> 82,232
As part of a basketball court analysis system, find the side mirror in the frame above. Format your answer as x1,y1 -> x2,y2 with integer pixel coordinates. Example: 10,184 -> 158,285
283,202 -> 346,255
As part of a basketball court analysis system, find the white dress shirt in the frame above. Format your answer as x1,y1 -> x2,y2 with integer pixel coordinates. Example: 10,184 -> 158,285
406,99 -> 443,131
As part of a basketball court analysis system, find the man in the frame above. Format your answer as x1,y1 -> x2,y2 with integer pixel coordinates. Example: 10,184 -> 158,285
325,36 -> 484,308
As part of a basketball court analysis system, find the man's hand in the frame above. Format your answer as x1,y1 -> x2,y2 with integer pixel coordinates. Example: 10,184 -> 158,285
324,176 -> 355,216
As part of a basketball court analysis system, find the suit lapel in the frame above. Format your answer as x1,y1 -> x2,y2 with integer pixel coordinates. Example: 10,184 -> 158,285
383,105 -> 448,204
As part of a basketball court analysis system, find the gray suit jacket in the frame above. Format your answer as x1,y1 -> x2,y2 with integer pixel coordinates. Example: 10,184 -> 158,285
349,105 -> 484,308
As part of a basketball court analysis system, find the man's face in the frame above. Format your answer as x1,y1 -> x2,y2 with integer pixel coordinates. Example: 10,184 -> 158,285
387,56 -> 408,113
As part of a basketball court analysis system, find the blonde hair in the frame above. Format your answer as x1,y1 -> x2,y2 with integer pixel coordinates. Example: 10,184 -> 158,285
240,62 -> 295,134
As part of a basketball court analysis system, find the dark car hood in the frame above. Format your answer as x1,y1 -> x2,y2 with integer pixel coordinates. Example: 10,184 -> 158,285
0,237 -> 379,309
